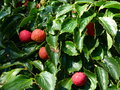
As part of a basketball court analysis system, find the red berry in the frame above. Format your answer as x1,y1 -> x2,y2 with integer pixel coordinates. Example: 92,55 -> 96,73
39,47 -> 49,60
36,3 -> 41,9
72,72 -> 87,86
24,0 -> 29,7
19,30 -> 31,43
31,29 -> 46,43
86,22 -> 95,36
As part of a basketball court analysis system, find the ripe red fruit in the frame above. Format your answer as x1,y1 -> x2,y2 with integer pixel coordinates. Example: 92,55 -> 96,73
86,22 -> 95,36
39,47 -> 49,60
24,0 -> 29,7
72,72 -> 87,86
31,29 -> 46,43
19,30 -> 31,43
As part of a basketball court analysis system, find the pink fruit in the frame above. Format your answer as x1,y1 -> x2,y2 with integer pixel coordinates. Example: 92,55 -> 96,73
72,72 -> 87,86
31,29 -> 46,43
19,30 -> 31,43
39,47 -> 49,60
86,22 -> 95,36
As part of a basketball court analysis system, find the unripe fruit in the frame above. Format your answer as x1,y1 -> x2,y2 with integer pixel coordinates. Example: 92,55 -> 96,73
31,29 -> 46,43
86,22 -> 95,36
72,72 -> 87,86
39,47 -> 49,60
19,30 -> 31,43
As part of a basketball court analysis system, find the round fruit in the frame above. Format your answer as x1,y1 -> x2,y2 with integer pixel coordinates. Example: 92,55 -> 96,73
72,72 -> 87,86
31,29 -> 46,43
36,3 -> 41,9
24,0 -> 29,7
86,22 -> 95,36
39,47 -> 49,60
19,30 -> 31,43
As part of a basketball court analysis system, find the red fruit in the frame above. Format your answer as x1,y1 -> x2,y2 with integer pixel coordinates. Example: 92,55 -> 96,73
31,29 -> 46,43
39,47 -> 49,60
86,22 -> 95,36
19,30 -> 31,43
36,3 -> 41,9
16,1 -> 23,7
72,72 -> 87,86
24,0 -> 29,7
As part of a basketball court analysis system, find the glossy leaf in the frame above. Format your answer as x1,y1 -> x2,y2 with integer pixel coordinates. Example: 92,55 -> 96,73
56,4 -> 73,18
107,32 -> 113,50
99,17 -> 117,37
57,78 -> 72,90
84,69 -> 97,90
31,60 -> 44,71
35,71 -> 56,90
95,66 -> 109,90
61,18 -> 77,34
2,75 -> 33,90
62,41 -> 78,56
103,57 -> 120,80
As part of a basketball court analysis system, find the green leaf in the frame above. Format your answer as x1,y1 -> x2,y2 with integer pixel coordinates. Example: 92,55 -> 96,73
46,35 -> 59,49
35,71 -> 56,90
84,69 -> 97,90
0,7 -> 11,19
75,0 -> 94,4
74,32 -> 85,53
2,75 -> 33,90
99,17 -> 117,37
91,46 -> 104,60
56,4 -> 73,18
62,55 -> 82,74
19,15 -> 34,27
57,78 -> 72,90
79,13 -> 96,35
0,68 -> 23,84
62,41 -> 78,56
107,33 -> 113,50
31,60 -> 44,71
95,66 -> 109,90
103,57 -> 120,80
75,4 -> 89,17
46,44 -> 60,66
45,60 -> 58,75
99,1 -> 120,10
61,18 -> 77,34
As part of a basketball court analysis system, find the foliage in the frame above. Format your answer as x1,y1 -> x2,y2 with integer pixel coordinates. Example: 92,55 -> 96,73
0,0 -> 120,90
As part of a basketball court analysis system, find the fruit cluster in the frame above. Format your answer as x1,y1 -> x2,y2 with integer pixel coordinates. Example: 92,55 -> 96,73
19,29 -> 48,60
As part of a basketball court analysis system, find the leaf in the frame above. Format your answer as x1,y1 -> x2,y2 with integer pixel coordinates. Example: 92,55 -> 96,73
62,55 -> 82,74
2,75 -> 33,90
35,71 -> 56,90
45,60 -> 58,75
61,18 -> 77,34
31,60 -> 44,71
0,68 -> 23,84
56,4 -> 73,18
84,69 -> 97,90
75,4 -> 89,17
107,33 -> 113,50
95,66 -> 109,90
79,13 -> 96,35
74,32 -> 85,53
57,78 -> 72,90
46,44 -> 60,66
99,1 -> 120,10
99,17 -> 117,37
62,41 -> 78,56
46,35 -> 59,49
103,57 -> 120,80
0,7 -> 11,19
75,0 -> 94,4
19,15 -> 34,27
91,46 -> 104,60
